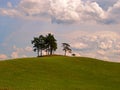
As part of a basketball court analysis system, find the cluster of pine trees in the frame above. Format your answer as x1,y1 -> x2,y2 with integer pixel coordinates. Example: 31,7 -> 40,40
31,33 -> 72,57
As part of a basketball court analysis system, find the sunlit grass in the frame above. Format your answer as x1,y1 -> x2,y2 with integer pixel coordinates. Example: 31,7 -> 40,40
0,56 -> 120,90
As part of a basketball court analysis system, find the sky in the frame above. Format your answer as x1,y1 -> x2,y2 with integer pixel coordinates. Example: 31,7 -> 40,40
0,0 -> 120,62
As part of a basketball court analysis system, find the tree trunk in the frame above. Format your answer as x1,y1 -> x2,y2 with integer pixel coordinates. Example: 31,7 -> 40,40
37,49 -> 39,57
65,50 -> 66,56
40,49 -> 42,57
45,49 -> 47,55
50,48 -> 52,55
47,49 -> 49,55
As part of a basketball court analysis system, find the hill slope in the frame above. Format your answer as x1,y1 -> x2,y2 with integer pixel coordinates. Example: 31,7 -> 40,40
0,56 -> 120,90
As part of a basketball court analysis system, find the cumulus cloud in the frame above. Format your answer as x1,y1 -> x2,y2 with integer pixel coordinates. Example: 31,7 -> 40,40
13,45 -> 24,54
116,42 -> 120,49
25,46 -> 33,52
11,45 -> 33,59
97,50 -> 106,56
7,2 -> 12,8
11,52 -> 19,58
0,54 -> 7,60
107,0 -> 120,23
0,8 -> 22,17
89,0 -> 118,10
72,42 -> 88,49
99,40 -> 113,50
66,30 -> 120,62
0,0 -> 120,24
18,0 -> 50,16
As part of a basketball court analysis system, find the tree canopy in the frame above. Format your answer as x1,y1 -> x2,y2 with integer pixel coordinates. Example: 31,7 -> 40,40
62,43 -> 72,56
45,33 -> 57,55
31,33 -> 57,57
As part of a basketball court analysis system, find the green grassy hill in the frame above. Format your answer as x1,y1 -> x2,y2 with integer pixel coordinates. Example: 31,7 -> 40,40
0,56 -> 120,90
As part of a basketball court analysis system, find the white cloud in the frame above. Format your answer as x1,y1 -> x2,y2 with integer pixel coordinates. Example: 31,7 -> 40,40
107,0 -> 120,23
113,50 -> 120,54
0,54 -> 7,60
22,55 -> 27,58
18,0 -> 50,16
97,50 -> 106,55
25,46 -> 32,52
10,45 -> 34,59
116,42 -> 120,49
64,30 -> 120,62
72,42 -> 88,49
7,2 -> 12,8
0,0 -> 120,24
99,41 -> 113,50
11,52 -> 19,58
96,31 -> 119,38
11,46 -> 25,58
0,8 -> 22,17
13,45 -> 24,53
89,0 -> 118,10
49,0 -> 107,23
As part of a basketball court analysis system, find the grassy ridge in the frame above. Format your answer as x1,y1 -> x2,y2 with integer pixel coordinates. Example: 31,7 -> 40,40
0,56 -> 120,90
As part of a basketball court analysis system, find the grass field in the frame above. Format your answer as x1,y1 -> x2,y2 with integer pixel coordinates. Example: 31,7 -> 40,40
0,56 -> 120,90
